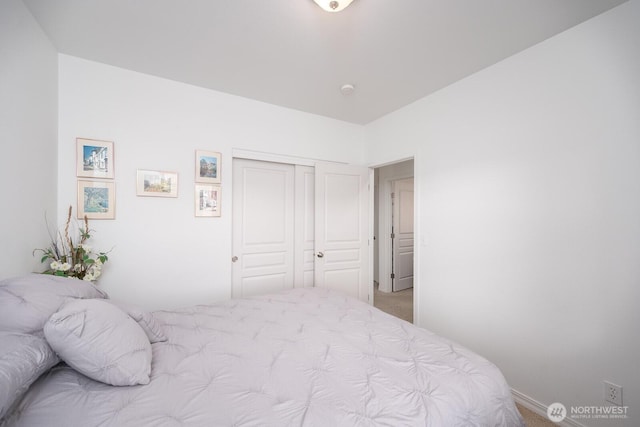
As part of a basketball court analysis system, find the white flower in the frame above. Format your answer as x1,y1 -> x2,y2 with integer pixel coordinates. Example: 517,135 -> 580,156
83,272 -> 95,282
74,264 -> 82,272
59,262 -> 72,272
87,264 -> 102,277
50,261 -> 60,270
80,244 -> 92,253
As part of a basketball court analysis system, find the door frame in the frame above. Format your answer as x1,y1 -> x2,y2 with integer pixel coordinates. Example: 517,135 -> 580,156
371,156 -> 419,324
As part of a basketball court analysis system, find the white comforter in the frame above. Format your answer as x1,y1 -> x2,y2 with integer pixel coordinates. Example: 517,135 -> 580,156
8,288 -> 524,426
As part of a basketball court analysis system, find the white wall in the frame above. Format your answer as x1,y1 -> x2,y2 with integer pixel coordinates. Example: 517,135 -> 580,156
58,55 -> 364,309
366,1 -> 640,425
0,0 -> 58,279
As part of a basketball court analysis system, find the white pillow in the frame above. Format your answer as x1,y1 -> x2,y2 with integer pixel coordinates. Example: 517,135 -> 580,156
0,333 -> 59,419
0,274 -> 109,336
44,299 -> 151,386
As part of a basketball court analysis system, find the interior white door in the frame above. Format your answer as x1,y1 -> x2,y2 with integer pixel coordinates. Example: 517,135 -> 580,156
392,177 -> 414,292
314,162 -> 371,302
294,165 -> 315,288
232,159 -> 295,297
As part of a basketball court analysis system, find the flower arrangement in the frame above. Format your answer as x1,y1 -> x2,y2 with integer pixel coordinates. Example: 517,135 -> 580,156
34,206 -> 109,282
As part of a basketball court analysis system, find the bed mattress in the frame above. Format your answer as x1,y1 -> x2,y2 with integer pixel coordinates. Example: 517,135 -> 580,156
5,288 -> 524,426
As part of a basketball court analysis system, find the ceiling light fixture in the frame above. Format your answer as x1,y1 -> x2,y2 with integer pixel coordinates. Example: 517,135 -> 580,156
312,0 -> 354,13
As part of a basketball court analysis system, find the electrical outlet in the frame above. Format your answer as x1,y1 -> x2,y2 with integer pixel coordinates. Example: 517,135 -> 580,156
604,381 -> 623,406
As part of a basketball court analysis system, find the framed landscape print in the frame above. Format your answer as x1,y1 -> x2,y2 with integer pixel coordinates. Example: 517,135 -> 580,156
195,150 -> 221,183
76,138 -> 114,179
195,184 -> 221,217
77,180 -> 115,220
136,169 -> 178,198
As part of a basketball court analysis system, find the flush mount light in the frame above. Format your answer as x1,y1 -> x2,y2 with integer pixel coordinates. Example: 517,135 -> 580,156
312,0 -> 354,13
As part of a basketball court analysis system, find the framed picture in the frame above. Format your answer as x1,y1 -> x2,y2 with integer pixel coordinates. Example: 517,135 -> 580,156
195,150 -> 221,183
76,138 -> 114,179
77,180 -> 115,220
195,184 -> 221,217
136,169 -> 178,198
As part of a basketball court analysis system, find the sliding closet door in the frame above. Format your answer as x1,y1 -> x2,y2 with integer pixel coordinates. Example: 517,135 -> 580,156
314,162 -> 370,302
233,159 -> 370,301
294,166 -> 315,288
232,159 -> 295,297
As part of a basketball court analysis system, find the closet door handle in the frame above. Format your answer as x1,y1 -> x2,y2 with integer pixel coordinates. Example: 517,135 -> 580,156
231,256 -> 238,263
316,252 -> 324,258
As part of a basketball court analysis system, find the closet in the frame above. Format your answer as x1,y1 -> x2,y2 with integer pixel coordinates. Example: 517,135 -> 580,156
232,158 -> 370,301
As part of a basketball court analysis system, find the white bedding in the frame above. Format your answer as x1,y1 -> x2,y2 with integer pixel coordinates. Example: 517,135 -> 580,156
5,288 -> 524,426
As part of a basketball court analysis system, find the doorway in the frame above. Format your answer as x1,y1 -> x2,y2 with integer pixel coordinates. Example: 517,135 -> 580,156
373,159 -> 414,322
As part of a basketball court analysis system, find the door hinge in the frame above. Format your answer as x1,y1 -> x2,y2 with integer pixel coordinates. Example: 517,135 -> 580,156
391,273 -> 395,279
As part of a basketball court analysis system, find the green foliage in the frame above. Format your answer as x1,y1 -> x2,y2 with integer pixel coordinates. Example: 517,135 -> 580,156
33,206 -> 110,283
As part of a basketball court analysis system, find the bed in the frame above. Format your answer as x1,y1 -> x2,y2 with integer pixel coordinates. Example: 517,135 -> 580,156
1,274 -> 524,426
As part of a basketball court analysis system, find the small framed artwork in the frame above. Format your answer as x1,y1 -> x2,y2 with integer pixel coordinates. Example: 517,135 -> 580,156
195,150 -> 221,183
76,138 -> 114,179
136,169 -> 178,198
77,180 -> 116,220
195,184 -> 221,217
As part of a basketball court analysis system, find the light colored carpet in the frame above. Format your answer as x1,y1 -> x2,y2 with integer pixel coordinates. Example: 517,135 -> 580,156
517,404 -> 556,426
373,285 -> 413,323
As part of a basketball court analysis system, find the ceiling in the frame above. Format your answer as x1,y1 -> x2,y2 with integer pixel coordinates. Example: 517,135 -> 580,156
23,0 -> 627,124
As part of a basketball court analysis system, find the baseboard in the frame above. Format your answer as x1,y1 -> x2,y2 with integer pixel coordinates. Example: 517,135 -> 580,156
511,389 -> 587,427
